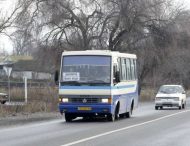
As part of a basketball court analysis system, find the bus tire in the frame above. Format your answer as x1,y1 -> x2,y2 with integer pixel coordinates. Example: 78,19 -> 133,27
126,111 -> 131,118
107,103 -> 119,122
107,113 -> 115,122
126,101 -> 134,118
119,113 -> 125,118
65,113 -> 74,122
115,103 -> 119,120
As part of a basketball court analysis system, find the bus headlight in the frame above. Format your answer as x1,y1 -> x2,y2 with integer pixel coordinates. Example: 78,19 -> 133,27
62,98 -> 69,103
102,98 -> 109,103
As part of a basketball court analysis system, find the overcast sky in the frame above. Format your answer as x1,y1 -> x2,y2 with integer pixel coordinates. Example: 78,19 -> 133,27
0,0 -> 17,54
0,0 -> 190,54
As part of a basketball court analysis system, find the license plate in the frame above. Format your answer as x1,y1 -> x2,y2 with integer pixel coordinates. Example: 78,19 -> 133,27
78,107 -> 92,111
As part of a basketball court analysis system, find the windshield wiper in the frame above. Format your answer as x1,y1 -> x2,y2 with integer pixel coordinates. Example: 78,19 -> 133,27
87,80 -> 107,83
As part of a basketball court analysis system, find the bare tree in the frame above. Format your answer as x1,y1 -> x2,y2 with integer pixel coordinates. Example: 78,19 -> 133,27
0,2 -> 22,37
14,0 -> 111,50
14,0 -> 190,89
12,29 -> 34,55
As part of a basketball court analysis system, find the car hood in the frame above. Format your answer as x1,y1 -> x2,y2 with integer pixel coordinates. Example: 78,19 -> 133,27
156,93 -> 181,98
0,93 -> 8,96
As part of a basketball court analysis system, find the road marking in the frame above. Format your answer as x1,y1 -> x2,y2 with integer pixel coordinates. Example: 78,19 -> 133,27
61,110 -> 190,146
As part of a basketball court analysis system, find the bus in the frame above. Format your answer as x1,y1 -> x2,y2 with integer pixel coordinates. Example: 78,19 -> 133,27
57,50 -> 138,122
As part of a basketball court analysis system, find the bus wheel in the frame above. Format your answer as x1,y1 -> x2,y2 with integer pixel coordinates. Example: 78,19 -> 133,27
126,111 -> 131,118
107,103 -> 119,122
126,102 -> 134,118
107,114 -> 115,122
65,113 -> 74,122
119,113 -> 125,118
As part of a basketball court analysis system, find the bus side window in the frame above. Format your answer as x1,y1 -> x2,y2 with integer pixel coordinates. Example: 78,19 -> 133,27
113,65 -> 117,83
113,65 -> 117,77
126,58 -> 130,80
130,59 -> 135,80
118,58 -> 122,80
134,59 -> 137,80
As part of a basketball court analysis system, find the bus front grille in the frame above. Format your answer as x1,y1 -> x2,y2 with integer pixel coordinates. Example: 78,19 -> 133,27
69,98 -> 101,103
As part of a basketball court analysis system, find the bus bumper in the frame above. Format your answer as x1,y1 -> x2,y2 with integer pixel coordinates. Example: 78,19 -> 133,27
59,104 -> 112,115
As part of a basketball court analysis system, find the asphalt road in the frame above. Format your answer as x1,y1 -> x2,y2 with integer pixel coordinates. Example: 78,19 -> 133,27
1,98 -> 190,146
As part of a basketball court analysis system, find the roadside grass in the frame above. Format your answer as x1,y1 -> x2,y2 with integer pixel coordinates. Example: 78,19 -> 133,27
10,55 -> 33,62
140,88 -> 156,101
0,87 -> 58,117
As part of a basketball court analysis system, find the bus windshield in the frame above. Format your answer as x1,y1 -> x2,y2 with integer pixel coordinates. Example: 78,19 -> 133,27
61,55 -> 111,86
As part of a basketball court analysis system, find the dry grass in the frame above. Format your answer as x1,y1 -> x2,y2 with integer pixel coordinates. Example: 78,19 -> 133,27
0,86 -> 58,116
10,55 -> 33,62
140,88 -> 157,101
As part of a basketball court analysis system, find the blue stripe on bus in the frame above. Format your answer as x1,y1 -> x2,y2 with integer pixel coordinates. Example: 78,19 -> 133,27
111,85 -> 135,89
59,85 -> 135,90
60,86 -> 111,90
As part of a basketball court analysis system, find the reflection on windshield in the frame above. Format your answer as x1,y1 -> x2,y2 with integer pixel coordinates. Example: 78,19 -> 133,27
159,86 -> 182,94
61,56 -> 111,86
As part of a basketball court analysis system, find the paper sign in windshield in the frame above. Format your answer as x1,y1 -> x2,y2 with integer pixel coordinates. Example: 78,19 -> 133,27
63,72 -> 80,81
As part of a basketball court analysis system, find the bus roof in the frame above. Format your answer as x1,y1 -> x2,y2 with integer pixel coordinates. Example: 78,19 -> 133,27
62,50 -> 137,59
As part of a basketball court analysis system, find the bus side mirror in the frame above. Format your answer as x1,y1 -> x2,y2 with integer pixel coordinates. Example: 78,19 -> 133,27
115,71 -> 120,83
54,70 -> 59,85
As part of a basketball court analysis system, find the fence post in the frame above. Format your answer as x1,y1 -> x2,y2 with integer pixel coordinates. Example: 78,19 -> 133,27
8,75 -> 10,102
24,77 -> 28,103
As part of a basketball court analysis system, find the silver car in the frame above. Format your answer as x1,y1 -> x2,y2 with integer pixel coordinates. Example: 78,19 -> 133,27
155,85 -> 186,110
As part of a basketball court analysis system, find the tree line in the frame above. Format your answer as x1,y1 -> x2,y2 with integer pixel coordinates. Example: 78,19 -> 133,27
1,0 -> 190,89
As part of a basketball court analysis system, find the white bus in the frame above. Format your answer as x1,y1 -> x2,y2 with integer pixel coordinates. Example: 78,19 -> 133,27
57,50 -> 138,122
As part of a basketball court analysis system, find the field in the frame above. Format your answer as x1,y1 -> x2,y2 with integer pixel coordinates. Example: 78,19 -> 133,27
0,86 -> 58,117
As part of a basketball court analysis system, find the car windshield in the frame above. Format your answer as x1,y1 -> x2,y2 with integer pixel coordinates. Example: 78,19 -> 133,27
158,86 -> 183,94
61,55 -> 111,86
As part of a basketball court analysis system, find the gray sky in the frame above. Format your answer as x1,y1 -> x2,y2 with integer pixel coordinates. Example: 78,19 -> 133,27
0,0 -> 190,54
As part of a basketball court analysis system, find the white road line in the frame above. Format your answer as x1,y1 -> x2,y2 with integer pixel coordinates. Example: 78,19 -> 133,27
61,110 -> 190,146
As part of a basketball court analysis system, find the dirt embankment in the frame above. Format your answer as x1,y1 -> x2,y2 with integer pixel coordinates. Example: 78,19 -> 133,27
0,86 -> 60,127
0,112 -> 62,128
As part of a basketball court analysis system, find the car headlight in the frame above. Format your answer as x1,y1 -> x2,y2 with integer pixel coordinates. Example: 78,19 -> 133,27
62,98 -> 69,103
